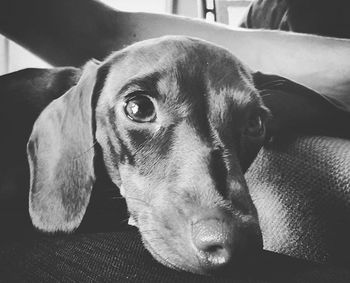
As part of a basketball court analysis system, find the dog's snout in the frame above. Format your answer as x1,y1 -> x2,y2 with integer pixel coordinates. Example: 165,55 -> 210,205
192,218 -> 233,268
191,211 -> 235,270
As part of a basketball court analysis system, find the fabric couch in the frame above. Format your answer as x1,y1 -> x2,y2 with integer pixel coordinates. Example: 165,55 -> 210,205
1,132 -> 350,282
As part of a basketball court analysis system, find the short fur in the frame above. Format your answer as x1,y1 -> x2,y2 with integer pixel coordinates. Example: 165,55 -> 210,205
26,36 -> 268,274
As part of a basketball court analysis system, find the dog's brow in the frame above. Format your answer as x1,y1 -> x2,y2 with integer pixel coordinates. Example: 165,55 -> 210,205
118,72 -> 162,99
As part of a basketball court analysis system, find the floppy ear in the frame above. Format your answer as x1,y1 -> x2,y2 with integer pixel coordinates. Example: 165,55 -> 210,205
27,60 -> 100,233
252,72 -> 350,140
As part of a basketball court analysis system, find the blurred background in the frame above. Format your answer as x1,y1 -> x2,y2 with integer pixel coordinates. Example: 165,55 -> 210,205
0,0 -> 252,75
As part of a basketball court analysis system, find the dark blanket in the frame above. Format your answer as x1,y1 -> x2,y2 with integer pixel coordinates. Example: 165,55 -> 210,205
1,228 -> 350,282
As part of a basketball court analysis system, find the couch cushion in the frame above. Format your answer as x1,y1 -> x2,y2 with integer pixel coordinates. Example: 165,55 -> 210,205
247,133 -> 350,266
1,228 -> 349,282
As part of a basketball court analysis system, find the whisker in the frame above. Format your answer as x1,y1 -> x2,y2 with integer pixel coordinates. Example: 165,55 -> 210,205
73,140 -> 98,160
257,79 -> 286,88
259,91 -> 282,98
119,218 -> 131,225
146,236 -> 166,243
111,196 -> 126,200
126,196 -> 152,207
140,229 -> 158,234
251,195 -> 269,202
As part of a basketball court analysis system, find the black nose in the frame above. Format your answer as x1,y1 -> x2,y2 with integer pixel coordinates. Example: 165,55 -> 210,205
192,217 -> 233,269
191,209 -> 263,273
191,209 -> 236,271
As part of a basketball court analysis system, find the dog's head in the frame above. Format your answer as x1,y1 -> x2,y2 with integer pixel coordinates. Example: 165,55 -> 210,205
27,36 -> 270,274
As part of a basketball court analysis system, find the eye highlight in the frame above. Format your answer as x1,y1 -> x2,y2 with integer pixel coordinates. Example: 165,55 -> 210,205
244,113 -> 265,137
124,94 -> 156,123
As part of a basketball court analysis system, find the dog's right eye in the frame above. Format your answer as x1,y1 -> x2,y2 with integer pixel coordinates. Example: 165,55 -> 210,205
124,95 -> 156,123
244,113 -> 265,137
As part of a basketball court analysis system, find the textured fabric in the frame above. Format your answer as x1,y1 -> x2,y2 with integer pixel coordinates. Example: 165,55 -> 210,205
1,134 -> 350,281
241,4 -> 350,268
246,133 -> 350,266
1,229 -> 349,282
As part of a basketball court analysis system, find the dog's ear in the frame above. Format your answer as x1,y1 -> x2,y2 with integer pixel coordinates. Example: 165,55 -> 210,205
27,60 -> 100,233
252,72 -> 350,140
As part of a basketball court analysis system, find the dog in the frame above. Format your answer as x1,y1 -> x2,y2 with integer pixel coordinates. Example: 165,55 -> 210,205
1,35 -> 349,275
26,36 -> 268,274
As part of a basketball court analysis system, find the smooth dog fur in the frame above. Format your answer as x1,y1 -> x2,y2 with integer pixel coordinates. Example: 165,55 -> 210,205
28,36 -> 270,274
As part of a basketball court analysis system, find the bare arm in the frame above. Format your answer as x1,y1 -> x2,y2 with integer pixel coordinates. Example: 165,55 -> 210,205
1,0 -> 350,96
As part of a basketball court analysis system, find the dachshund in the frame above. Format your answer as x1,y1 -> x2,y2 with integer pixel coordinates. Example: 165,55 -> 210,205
1,35 -> 349,275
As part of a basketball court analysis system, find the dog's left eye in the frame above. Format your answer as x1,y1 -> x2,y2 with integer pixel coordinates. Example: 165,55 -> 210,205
245,114 -> 264,137
124,95 -> 156,123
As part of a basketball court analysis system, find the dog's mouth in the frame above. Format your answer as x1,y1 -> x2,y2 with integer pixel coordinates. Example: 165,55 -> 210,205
129,205 -> 263,275
127,212 -> 196,272
120,166 -> 263,274
140,232 -> 195,272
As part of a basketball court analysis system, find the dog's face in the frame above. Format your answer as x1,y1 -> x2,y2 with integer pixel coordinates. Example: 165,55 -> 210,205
94,37 -> 269,273
28,36 -> 270,275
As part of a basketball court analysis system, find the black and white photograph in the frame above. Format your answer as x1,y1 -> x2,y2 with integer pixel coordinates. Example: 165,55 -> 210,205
0,0 -> 350,282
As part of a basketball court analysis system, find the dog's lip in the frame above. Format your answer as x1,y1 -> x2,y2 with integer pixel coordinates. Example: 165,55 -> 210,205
138,222 -> 234,275
140,233 -> 194,272
127,196 -> 261,274
196,249 -> 231,268
138,222 -> 209,274
142,237 -> 215,275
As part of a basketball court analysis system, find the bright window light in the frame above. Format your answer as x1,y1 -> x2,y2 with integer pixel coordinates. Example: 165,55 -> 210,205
102,0 -> 168,13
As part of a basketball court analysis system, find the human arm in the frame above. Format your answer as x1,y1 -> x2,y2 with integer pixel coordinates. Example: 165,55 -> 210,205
1,0 -> 350,96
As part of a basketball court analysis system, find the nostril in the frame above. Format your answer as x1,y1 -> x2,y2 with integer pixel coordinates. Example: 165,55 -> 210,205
202,244 -> 231,267
206,244 -> 223,254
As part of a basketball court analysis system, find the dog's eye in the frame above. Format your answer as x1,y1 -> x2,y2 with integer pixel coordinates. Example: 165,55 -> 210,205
245,114 -> 264,137
124,95 -> 156,123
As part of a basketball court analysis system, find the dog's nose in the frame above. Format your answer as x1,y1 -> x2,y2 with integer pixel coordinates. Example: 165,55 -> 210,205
191,213 -> 234,270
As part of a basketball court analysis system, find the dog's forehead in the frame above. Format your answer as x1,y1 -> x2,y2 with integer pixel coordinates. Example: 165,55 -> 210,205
98,37 -> 260,129
104,37 -> 250,87
101,37 -> 254,97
